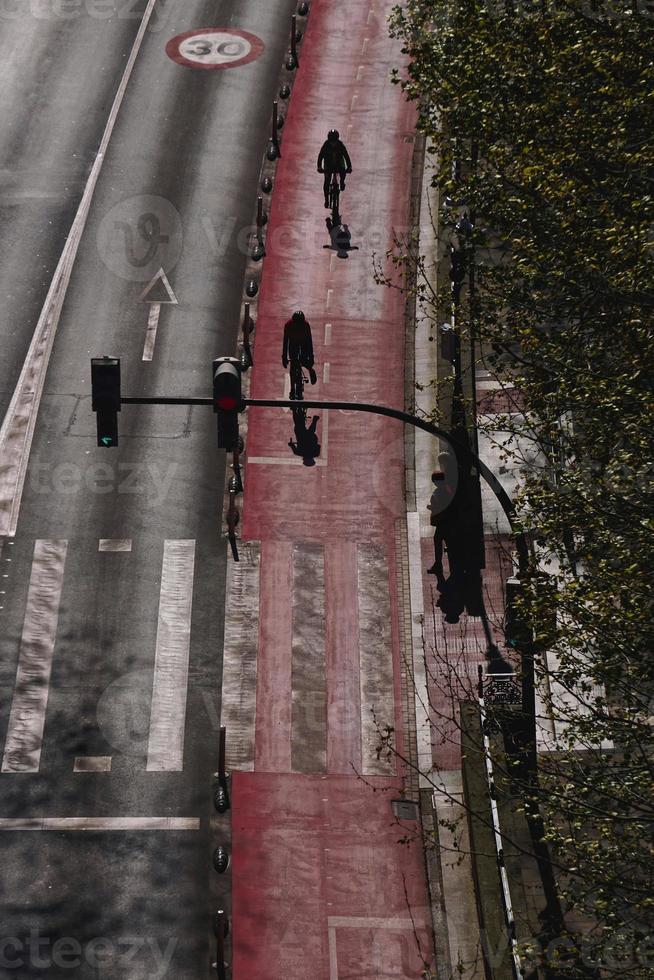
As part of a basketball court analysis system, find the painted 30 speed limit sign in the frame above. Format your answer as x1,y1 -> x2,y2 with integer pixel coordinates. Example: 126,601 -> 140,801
165,28 -> 264,70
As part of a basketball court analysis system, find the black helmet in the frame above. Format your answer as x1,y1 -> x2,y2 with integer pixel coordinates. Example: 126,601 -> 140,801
327,129 -> 339,142
292,310 -> 305,322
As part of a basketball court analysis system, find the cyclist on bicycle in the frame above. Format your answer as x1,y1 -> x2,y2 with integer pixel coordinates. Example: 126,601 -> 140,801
282,311 -> 315,398
317,130 -> 352,208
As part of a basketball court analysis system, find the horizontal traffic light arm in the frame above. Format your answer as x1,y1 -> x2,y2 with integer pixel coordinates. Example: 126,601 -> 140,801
119,395 -> 528,572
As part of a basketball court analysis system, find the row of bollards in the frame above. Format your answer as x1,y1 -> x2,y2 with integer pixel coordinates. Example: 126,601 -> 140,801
212,726 -> 230,979
214,11 -> 310,971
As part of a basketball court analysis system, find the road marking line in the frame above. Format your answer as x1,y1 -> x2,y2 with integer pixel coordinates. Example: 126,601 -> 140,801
321,408 -> 329,458
357,543 -> 395,775
98,539 -> 132,552
146,540 -> 195,772
326,288 -> 333,310
323,362 -> 330,384
0,0 -> 161,538
247,456 -> 327,467
0,817 -> 200,831
138,268 -> 178,304
1,540 -> 68,773
324,322 -> 332,345
356,65 -> 365,82
350,94 -> 358,112
142,303 -> 161,361
222,542 -> 260,771
74,756 -> 112,772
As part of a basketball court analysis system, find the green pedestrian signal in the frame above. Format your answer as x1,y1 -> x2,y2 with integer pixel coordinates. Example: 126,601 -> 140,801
91,357 -> 121,448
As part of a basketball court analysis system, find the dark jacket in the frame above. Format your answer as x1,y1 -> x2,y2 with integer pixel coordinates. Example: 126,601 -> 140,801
282,318 -> 314,367
317,139 -> 352,173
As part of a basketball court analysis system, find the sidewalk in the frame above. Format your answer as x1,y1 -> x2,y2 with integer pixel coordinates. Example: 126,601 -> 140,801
221,1 -> 435,978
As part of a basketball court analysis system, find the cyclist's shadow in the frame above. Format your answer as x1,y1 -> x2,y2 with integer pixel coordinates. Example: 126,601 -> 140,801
288,409 -> 321,466
324,215 -> 359,259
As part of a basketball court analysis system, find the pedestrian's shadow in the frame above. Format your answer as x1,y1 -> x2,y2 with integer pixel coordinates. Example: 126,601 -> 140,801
289,409 -> 321,466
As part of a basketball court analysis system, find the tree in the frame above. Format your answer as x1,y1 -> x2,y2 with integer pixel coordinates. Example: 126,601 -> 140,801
383,0 -> 654,974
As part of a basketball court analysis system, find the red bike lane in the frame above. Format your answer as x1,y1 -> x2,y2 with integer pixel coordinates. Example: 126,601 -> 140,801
232,2 -> 434,976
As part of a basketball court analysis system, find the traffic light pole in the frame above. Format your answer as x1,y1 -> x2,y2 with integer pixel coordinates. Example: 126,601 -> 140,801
120,394 -> 530,574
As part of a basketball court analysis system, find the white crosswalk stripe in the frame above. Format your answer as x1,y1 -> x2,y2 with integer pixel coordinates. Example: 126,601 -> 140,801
2,540 -> 68,773
146,539 -> 196,772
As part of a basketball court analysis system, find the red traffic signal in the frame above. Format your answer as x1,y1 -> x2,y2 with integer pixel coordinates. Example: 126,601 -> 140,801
213,357 -> 243,451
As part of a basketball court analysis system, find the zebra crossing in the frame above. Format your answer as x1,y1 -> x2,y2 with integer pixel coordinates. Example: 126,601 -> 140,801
222,538 -> 398,778
0,535 -> 399,781
0,537 -> 199,775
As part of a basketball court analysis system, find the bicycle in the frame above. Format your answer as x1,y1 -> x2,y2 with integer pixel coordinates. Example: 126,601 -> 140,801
327,171 -> 341,225
289,357 -> 308,402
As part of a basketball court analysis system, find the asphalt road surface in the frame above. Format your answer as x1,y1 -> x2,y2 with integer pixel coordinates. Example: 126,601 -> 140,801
0,0 -> 296,976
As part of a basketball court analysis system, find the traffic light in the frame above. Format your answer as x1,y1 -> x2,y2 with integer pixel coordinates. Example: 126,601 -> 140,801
505,577 -> 532,649
91,356 -> 121,447
213,357 -> 243,451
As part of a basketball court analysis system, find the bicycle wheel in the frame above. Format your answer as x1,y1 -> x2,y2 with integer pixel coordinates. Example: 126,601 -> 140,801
290,361 -> 302,400
329,177 -> 340,214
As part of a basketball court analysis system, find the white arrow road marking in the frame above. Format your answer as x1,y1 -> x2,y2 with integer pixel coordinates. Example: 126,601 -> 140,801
0,0 -> 161,537
138,268 -> 178,304
142,303 -> 161,361
1,540 -> 68,773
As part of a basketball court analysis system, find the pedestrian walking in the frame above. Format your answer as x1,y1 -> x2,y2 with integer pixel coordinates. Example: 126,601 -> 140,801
426,453 -> 458,580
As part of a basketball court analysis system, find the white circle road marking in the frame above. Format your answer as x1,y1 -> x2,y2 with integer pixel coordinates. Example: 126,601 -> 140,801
166,28 -> 264,70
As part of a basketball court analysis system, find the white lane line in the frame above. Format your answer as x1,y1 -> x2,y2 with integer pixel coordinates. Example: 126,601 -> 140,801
0,0 -> 161,538
350,94 -> 358,112
74,756 -> 112,772
356,65 -> 365,82
324,322 -> 332,345
367,8 -> 374,23
321,409 -> 329,460
2,540 -> 68,773
247,456 -> 321,467
0,817 -> 200,831
142,303 -> 161,361
323,362 -> 330,384
363,34 -> 370,49
98,539 -> 132,552
146,540 -> 195,772
326,288 -> 333,311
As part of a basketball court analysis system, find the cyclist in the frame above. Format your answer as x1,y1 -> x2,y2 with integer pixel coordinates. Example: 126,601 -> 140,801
317,130 -> 352,208
282,311 -> 315,399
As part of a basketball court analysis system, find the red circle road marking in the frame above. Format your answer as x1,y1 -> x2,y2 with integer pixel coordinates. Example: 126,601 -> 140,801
166,28 -> 264,70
